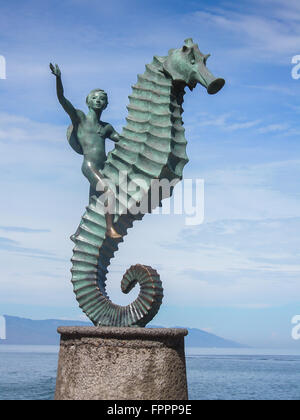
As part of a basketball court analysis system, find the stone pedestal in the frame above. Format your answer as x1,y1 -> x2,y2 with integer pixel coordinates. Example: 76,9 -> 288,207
55,327 -> 188,400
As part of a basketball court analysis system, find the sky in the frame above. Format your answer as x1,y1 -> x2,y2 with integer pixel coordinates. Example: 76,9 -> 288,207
0,0 -> 300,348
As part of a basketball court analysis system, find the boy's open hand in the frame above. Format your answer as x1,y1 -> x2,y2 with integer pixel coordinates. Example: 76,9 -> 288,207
50,63 -> 61,78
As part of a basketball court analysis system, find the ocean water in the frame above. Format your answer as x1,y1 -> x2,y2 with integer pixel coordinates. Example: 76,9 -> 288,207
186,348 -> 300,400
0,346 -> 300,400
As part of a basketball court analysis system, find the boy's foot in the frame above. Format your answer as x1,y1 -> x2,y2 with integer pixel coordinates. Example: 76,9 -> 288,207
106,227 -> 122,239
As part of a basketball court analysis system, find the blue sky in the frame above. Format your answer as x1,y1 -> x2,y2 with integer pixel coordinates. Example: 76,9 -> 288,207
0,0 -> 300,348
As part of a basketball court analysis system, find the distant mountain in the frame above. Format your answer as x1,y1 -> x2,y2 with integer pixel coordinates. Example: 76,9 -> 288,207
178,327 -> 245,348
0,315 -> 245,348
0,315 -> 92,345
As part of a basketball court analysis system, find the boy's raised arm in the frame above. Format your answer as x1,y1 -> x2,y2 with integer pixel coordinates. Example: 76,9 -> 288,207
50,63 -> 79,124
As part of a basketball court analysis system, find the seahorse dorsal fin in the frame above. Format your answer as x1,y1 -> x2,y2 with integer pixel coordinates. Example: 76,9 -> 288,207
184,38 -> 194,47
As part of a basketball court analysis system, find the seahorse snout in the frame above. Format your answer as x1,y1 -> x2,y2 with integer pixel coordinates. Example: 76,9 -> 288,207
207,78 -> 225,95
192,62 -> 225,95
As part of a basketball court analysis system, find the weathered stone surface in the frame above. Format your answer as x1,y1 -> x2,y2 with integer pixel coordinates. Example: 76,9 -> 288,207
55,327 -> 188,400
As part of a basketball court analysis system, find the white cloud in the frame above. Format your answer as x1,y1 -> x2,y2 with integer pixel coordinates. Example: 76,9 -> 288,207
247,85 -> 297,97
258,124 -> 289,134
227,120 -> 262,131
190,2 -> 300,60
0,112 -> 66,144
188,112 -> 262,133
185,111 -> 297,138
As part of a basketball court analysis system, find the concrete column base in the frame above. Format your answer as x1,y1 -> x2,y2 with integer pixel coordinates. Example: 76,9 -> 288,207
55,327 -> 188,400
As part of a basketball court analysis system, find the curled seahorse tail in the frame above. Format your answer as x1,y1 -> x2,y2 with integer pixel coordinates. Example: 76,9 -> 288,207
121,264 -> 163,327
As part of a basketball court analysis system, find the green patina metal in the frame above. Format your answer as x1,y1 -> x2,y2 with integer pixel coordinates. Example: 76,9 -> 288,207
51,39 -> 225,327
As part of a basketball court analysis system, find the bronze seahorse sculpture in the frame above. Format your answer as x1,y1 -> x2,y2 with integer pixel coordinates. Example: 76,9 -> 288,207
51,39 -> 225,327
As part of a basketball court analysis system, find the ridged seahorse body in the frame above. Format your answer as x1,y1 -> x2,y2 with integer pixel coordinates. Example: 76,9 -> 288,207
70,40 -> 224,327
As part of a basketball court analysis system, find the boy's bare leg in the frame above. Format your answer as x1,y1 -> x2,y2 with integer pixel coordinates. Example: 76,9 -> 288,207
72,185 -> 121,240
91,186 -> 122,239
83,163 -> 122,239
105,213 -> 122,239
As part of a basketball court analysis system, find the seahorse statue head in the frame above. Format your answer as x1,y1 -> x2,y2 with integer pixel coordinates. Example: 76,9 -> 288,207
163,38 -> 225,94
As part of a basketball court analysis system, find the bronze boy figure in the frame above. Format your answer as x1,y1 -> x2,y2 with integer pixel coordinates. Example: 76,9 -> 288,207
50,63 -> 122,239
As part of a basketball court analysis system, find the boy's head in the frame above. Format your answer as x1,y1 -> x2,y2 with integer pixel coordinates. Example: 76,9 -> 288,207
86,89 -> 108,111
